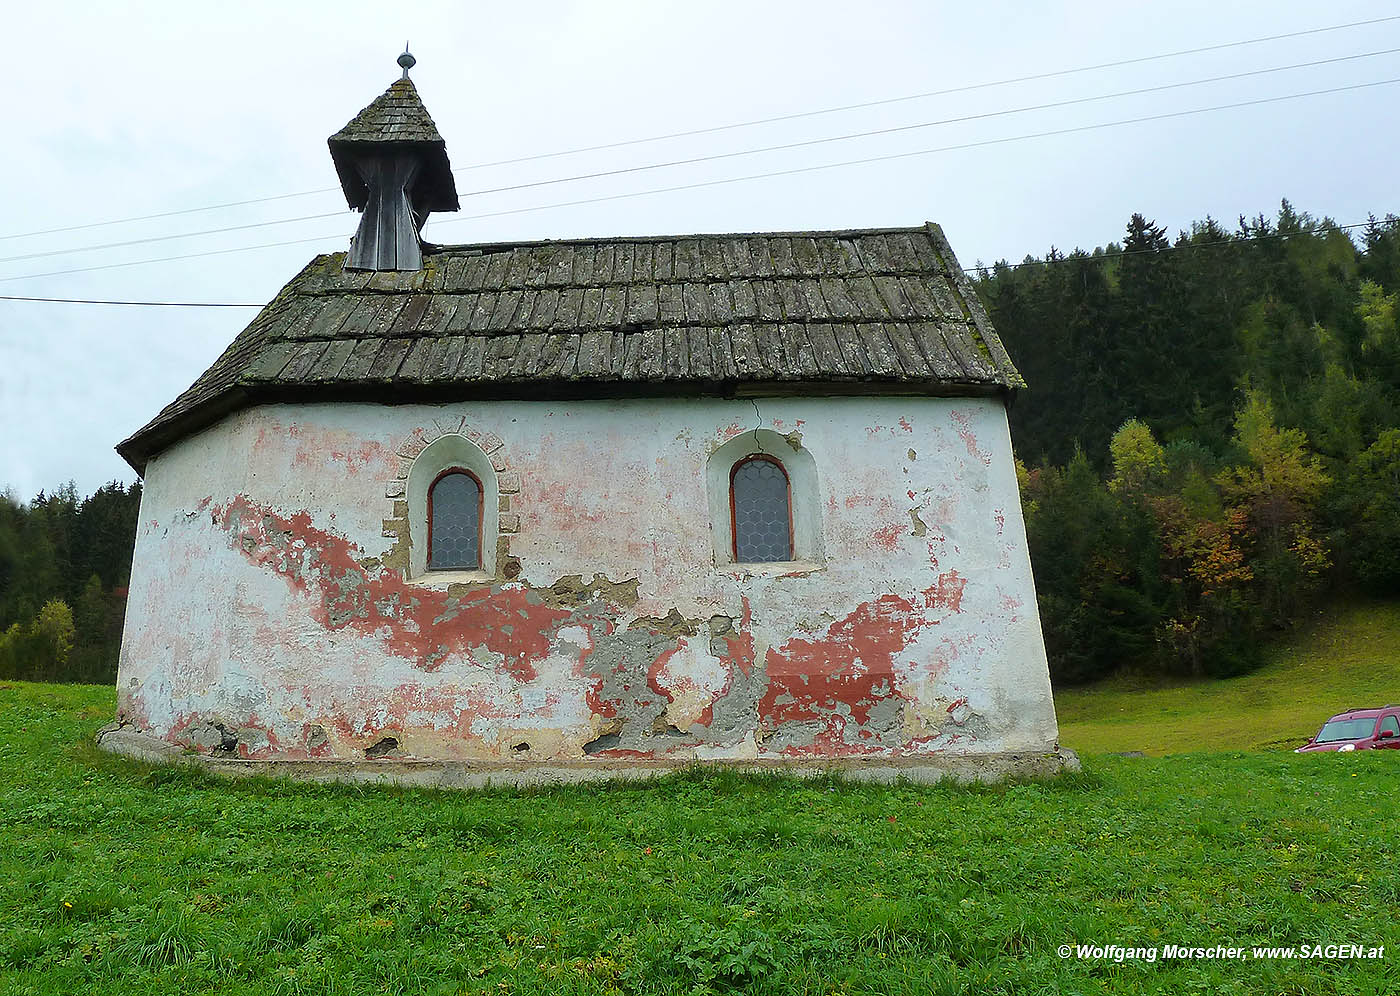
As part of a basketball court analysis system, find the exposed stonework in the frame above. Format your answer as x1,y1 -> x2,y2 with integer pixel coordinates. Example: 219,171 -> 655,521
380,423 -> 524,583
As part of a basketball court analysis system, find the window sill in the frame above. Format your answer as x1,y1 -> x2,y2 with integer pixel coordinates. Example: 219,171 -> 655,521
408,569 -> 495,588
720,560 -> 825,578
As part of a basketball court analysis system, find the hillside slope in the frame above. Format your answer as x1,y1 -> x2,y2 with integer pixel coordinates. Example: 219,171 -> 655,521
1054,601 -> 1400,755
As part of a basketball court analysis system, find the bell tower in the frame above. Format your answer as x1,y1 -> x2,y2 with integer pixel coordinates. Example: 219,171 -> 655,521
327,48 -> 459,271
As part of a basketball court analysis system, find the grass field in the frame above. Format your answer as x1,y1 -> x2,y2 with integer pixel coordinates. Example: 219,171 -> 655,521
1055,600 -> 1400,756
1,681 -> 1397,995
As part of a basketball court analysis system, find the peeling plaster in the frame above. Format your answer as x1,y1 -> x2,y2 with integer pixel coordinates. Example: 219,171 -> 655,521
116,397 -> 1061,766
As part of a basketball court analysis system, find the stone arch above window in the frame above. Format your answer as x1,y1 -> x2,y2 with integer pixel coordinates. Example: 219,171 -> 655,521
408,434 -> 498,579
706,428 -> 822,568
384,421 -> 522,583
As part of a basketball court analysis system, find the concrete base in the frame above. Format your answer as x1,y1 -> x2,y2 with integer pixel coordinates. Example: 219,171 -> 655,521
96,723 -> 1080,789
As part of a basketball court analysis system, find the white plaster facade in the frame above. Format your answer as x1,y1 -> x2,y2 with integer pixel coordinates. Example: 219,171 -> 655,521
116,395 -> 1062,766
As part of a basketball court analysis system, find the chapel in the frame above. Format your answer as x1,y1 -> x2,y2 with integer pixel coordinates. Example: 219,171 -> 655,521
104,55 -> 1072,783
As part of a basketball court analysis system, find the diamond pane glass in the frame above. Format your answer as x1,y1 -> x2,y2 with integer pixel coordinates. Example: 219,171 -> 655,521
732,458 -> 792,562
429,472 -> 481,569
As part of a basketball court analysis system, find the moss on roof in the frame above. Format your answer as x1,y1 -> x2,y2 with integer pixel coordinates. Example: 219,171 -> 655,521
117,223 -> 1022,472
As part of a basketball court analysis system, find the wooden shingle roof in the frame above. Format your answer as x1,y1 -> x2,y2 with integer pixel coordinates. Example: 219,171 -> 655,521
117,223 -> 1022,472
328,77 -> 458,213
329,76 -> 445,144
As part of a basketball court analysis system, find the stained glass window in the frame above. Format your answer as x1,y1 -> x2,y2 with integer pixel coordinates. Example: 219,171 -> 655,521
429,470 -> 481,569
731,457 -> 792,562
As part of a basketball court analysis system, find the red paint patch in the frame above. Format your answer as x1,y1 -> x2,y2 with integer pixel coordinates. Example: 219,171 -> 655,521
925,571 -> 967,614
645,599 -> 756,730
167,711 -> 286,760
533,481 -> 607,532
778,727 -> 899,758
302,721 -> 332,758
757,574 -> 968,750
645,646 -> 681,702
116,688 -> 151,728
720,596 -> 756,677
647,643 -> 720,729
214,496 -> 577,680
320,681 -> 507,750
293,431 -> 395,476
256,422 -> 393,476
759,595 -> 921,733
872,522 -> 903,552
949,411 -> 992,466
578,623 -> 624,720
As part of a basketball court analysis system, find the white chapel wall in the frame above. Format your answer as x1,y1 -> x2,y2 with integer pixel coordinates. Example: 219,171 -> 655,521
116,395 -> 1059,762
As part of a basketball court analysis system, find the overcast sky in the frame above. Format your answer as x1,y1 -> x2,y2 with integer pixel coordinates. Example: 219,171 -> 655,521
3,0 -> 1398,497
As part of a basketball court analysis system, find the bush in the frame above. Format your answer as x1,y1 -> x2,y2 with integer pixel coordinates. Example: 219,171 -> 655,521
0,599 -> 75,682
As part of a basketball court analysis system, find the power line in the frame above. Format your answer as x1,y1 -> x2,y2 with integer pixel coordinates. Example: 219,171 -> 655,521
2,13 -> 1397,243
2,220 -> 1385,308
0,211 -> 344,266
4,75 -> 1397,286
0,232 -> 345,284
453,15 -> 1400,171
453,47 -> 1400,199
0,294 -> 263,307
6,46 -> 1398,268
0,187 -> 340,244
422,76 -> 1400,229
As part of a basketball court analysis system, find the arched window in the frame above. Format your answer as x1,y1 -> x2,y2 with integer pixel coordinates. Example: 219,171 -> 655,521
407,433 -> 500,580
428,469 -> 483,570
730,455 -> 793,562
706,428 -> 821,568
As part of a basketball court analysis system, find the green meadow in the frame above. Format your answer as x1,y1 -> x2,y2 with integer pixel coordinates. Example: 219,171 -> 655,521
2,672 -> 1397,995
1055,600 -> 1400,755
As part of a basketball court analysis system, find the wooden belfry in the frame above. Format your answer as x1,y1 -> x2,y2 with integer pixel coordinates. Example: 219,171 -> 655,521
327,49 -> 459,271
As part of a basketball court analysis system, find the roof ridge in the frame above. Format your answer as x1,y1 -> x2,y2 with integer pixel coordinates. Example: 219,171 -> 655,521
424,224 -> 938,254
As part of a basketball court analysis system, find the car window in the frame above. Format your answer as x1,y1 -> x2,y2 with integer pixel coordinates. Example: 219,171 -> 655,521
1316,717 -> 1378,742
1380,715 -> 1400,738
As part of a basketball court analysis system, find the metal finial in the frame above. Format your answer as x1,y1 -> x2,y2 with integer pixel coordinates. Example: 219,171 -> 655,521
398,43 -> 415,79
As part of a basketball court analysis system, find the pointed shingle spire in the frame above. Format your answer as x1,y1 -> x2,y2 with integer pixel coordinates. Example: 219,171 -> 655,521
327,52 -> 459,271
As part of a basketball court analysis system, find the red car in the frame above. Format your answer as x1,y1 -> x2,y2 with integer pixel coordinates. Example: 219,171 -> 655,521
1296,706 -> 1400,752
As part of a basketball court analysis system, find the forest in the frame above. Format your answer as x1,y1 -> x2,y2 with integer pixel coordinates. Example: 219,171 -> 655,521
981,201 -> 1400,682
2,200 -> 1398,685
0,482 -> 140,684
